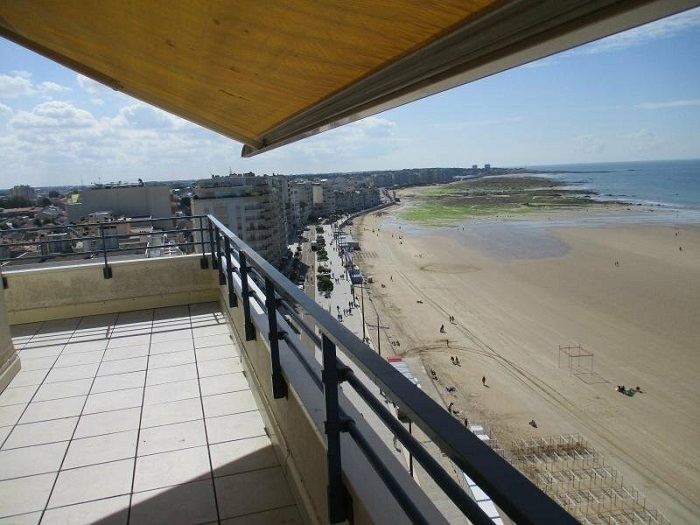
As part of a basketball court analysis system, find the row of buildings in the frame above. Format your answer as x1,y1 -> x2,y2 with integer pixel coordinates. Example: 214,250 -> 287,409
2,173 -> 384,268
191,173 -> 381,265
4,166 -> 508,266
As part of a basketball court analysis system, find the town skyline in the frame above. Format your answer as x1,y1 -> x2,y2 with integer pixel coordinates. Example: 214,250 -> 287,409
1,7 -> 699,188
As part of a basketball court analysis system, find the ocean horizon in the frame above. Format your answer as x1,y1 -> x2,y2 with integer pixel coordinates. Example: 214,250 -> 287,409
524,159 -> 700,211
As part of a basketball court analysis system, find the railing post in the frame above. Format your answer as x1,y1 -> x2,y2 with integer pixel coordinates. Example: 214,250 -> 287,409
239,251 -> 256,341
215,228 -> 226,285
321,334 -> 353,523
265,277 -> 287,399
199,216 -> 209,269
224,237 -> 237,308
208,219 -> 218,270
100,224 -> 112,279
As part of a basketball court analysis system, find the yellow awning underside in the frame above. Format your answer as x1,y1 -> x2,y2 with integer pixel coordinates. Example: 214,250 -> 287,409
1,1 -> 697,156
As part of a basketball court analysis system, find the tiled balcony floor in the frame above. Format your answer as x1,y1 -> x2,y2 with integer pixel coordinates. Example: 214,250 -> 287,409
0,303 -> 302,525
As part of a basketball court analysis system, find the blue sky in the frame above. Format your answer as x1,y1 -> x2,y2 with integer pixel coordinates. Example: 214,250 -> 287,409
1,7 -> 699,188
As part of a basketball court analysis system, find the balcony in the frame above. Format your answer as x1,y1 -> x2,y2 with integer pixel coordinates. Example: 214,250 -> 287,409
0,216 -> 576,525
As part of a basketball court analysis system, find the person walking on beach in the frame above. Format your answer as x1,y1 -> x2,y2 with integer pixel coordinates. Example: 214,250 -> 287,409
482,376 -> 486,386
440,324 -> 445,333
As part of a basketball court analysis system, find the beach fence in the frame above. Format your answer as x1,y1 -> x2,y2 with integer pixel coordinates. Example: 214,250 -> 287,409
558,344 -> 607,384
510,434 -> 670,524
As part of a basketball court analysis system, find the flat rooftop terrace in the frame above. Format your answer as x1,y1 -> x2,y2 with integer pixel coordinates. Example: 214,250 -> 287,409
0,303 -> 301,525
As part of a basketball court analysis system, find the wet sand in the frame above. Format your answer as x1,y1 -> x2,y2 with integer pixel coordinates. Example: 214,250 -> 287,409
350,205 -> 700,523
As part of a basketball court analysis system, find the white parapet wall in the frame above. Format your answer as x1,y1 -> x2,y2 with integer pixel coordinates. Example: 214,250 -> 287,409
4,255 -> 219,325
0,286 -> 20,393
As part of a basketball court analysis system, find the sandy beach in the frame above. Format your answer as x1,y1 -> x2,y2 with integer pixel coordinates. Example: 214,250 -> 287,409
349,199 -> 700,523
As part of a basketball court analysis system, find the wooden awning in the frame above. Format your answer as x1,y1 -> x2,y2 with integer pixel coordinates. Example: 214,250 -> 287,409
1,0 -> 697,156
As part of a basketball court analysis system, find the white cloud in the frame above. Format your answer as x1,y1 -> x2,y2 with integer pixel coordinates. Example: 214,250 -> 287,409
10,101 -> 98,129
76,74 -> 107,95
521,60 -> 556,69
574,134 -> 606,156
0,74 -> 34,98
0,103 -> 12,117
38,81 -> 71,93
637,99 -> 700,110
288,116 -> 401,162
112,103 -> 192,130
574,7 -> 700,54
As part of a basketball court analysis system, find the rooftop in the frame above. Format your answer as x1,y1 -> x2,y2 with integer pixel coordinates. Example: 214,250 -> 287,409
1,303 -> 301,524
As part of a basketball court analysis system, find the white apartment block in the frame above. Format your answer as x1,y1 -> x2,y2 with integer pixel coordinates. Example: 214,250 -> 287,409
191,174 -> 287,266
66,184 -> 172,224
10,185 -> 36,202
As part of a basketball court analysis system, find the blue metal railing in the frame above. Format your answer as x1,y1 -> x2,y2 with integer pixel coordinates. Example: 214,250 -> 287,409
205,215 -> 578,525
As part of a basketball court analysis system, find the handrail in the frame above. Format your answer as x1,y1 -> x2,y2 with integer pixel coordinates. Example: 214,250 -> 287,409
206,214 -> 577,525
1,215 -> 211,275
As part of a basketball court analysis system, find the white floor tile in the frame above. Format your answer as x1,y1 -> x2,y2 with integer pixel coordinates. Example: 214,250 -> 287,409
130,479 -> 217,525
194,335 -> 233,350
197,357 -> 243,378
48,458 -> 134,508
16,345 -> 64,359
42,495 -> 129,525
0,472 -> 57,517
209,436 -> 278,478
17,356 -> 57,371
215,467 -> 295,520
102,345 -> 149,362
200,373 -> 249,397
2,417 -> 78,449
106,334 -> 151,349
148,350 -> 195,370
8,369 -> 49,388
91,371 -> 146,394
138,419 -> 207,456
195,345 -> 237,362
150,330 -> 192,346
140,397 -> 203,429
53,350 -> 104,369
74,407 -> 141,439
205,412 -> 265,445
0,441 -> 68,480
146,363 -> 198,386
61,340 -> 108,355
143,379 -> 200,406
191,324 -> 229,337
19,396 -> 86,424
133,446 -> 210,492
83,387 -> 144,415
97,356 -> 148,376
0,404 -> 25,427
33,379 -> 93,402
0,426 -> 11,445
0,510 -> 42,524
63,430 -> 138,469
202,390 -> 257,419
219,505 -> 302,525
0,385 -> 38,407
149,338 -> 194,355
44,363 -> 100,384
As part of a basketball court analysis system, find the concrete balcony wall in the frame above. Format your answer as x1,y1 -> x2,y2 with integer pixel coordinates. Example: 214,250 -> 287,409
0,287 -> 20,393
4,255 -> 219,325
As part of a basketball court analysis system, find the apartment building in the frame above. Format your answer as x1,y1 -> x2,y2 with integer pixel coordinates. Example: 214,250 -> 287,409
66,184 -> 172,225
191,174 -> 287,266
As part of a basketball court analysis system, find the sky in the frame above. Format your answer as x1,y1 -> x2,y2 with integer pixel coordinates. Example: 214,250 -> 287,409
1,7 -> 699,188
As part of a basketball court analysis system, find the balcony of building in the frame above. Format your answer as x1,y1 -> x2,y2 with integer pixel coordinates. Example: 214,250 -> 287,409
0,215 -> 578,525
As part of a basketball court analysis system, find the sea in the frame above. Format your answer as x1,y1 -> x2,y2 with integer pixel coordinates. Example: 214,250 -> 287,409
526,159 -> 700,211
389,159 -> 700,260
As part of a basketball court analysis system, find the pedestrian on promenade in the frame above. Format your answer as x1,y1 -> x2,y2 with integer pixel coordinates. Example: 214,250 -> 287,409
482,376 -> 486,386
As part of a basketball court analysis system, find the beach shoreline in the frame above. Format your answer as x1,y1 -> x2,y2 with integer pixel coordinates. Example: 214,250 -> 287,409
349,198 -> 699,523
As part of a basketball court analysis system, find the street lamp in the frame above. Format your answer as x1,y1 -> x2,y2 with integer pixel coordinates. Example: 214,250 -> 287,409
360,283 -> 366,341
